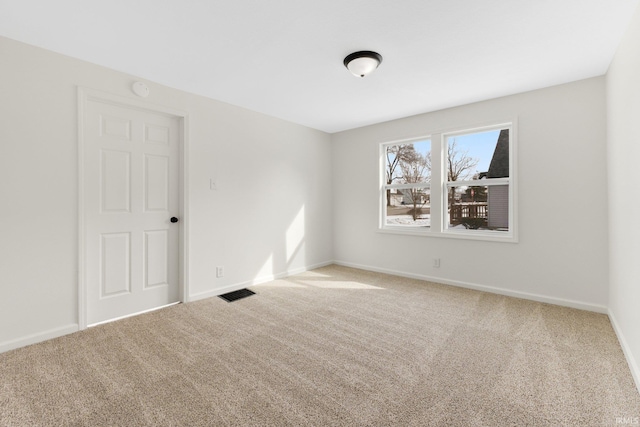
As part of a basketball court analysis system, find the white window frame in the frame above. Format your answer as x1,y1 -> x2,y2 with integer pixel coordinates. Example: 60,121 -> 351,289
379,121 -> 517,243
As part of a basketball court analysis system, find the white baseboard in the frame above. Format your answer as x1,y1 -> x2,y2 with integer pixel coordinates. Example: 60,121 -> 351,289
188,260 -> 334,302
333,260 -> 609,314
0,324 -> 79,354
608,309 -> 640,394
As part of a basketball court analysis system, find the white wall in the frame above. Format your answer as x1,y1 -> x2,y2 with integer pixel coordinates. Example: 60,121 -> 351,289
607,4 -> 640,391
0,37 -> 333,351
332,77 -> 609,311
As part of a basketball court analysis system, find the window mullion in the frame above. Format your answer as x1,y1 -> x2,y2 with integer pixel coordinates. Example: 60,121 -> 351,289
430,133 -> 443,233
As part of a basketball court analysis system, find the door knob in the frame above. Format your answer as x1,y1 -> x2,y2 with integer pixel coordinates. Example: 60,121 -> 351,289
170,217 -> 179,223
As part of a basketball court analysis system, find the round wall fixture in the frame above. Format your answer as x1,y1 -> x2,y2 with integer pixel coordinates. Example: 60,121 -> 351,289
343,51 -> 383,78
132,81 -> 150,98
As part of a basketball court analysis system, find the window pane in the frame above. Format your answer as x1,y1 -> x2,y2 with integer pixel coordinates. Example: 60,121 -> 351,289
386,187 -> 430,228
446,129 -> 509,182
385,140 -> 431,185
446,184 -> 508,232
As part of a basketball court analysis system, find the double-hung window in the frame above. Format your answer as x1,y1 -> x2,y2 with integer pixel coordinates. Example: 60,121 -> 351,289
444,125 -> 513,237
382,138 -> 432,229
380,123 -> 516,242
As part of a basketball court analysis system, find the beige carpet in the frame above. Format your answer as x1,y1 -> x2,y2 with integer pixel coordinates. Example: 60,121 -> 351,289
1,265 -> 639,426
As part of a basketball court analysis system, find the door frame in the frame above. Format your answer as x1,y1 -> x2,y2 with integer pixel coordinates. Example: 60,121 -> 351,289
77,87 -> 190,330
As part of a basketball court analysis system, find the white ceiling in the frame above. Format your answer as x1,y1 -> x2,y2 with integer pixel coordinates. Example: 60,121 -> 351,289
1,0 -> 638,133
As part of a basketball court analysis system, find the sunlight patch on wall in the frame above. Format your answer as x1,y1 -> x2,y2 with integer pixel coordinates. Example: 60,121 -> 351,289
256,254 -> 274,279
252,254 -> 306,288
286,205 -> 305,263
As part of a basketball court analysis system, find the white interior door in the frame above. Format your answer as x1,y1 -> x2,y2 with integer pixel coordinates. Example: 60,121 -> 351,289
83,99 -> 180,325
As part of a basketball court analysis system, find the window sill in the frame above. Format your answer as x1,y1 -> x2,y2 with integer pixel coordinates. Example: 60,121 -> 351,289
378,226 -> 517,243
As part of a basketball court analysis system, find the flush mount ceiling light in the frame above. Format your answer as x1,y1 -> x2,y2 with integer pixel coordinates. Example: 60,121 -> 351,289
343,51 -> 382,78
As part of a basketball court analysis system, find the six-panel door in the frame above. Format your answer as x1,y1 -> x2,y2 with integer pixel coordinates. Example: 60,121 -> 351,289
84,99 -> 179,325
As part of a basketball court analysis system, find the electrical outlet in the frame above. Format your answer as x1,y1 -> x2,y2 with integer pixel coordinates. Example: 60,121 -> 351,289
216,266 -> 224,278
433,258 -> 440,268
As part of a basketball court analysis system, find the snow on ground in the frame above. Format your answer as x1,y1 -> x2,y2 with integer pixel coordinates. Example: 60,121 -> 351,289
386,215 -> 430,227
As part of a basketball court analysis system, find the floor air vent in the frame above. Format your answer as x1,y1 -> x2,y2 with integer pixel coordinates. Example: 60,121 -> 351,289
218,288 -> 255,302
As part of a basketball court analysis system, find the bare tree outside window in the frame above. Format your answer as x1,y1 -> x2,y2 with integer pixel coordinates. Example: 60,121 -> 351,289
447,139 -> 479,208
399,150 -> 431,220
386,145 -> 416,206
